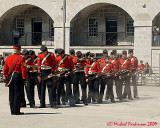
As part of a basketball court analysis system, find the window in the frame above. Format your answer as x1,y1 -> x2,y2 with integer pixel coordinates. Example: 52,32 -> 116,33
88,18 -> 98,37
126,18 -> 134,37
16,18 -> 25,36
49,19 -> 54,38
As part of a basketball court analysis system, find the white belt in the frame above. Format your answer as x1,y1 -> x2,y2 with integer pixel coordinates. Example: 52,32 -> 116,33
29,70 -> 38,73
88,71 -> 96,75
41,67 -> 52,70
58,67 -> 70,72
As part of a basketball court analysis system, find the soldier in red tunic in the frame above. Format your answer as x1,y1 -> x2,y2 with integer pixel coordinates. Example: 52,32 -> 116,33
22,49 -> 38,108
55,49 -> 75,106
119,50 -> 133,100
3,45 -> 27,115
128,49 -> 139,98
109,50 -> 121,100
85,53 -> 101,103
37,45 -> 57,108
29,50 -> 41,102
72,51 -> 88,105
99,56 -> 115,103
97,49 -> 109,100
21,49 -> 30,108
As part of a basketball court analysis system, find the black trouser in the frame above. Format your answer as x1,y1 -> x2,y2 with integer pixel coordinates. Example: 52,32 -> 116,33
132,75 -> 138,97
25,72 -> 38,105
37,82 -> 41,101
114,76 -> 121,99
57,75 -> 75,105
100,77 -> 114,101
88,75 -> 99,102
73,72 -> 87,102
119,76 -> 132,99
21,81 -> 26,105
8,72 -> 23,114
41,70 -> 56,106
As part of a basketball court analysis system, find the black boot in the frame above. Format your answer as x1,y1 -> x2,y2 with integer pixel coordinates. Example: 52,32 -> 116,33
111,99 -> 116,103
30,103 -> 37,108
12,112 -> 24,115
39,104 -> 46,108
83,100 -> 88,105
51,104 -> 58,109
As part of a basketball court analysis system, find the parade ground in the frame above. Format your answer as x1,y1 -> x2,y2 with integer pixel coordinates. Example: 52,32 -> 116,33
0,84 -> 160,128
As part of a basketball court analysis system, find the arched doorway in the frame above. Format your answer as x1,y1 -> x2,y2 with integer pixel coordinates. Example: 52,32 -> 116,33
70,3 -> 134,47
0,4 -> 54,46
152,12 -> 160,47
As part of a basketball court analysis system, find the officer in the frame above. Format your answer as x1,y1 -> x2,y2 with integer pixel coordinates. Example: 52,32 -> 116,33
128,49 -> 139,98
72,51 -> 88,105
86,53 -> 101,103
3,45 -> 27,115
55,49 -> 75,106
99,56 -> 115,103
37,45 -> 57,108
119,50 -> 133,100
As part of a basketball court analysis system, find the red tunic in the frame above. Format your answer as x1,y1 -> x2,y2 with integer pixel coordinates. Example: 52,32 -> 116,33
3,53 -> 27,79
119,58 -> 132,72
73,56 -> 87,70
55,55 -> 74,71
109,58 -> 120,71
128,56 -> 138,69
24,57 -> 34,72
100,62 -> 113,73
37,52 -> 56,73
85,61 -> 101,77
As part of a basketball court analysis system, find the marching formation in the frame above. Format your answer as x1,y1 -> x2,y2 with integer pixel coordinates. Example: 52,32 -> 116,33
3,45 -> 146,115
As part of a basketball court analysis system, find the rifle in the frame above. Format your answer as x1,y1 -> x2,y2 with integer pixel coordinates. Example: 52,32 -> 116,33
117,68 -> 138,79
23,62 -> 50,68
42,68 -> 84,82
87,70 -> 112,82
82,57 -> 109,60
42,69 -> 69,81
101,71 -> 115,79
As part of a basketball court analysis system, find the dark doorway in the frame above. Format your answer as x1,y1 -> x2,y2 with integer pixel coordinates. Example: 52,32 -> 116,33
32,19 -> 42,45
106,17 -> 117,46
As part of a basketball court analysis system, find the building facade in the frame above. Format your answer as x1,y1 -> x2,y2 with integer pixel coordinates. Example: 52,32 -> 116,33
0,0 -> 160,68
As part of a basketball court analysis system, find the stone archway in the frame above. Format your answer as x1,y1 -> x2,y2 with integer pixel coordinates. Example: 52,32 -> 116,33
0,4 -> 55,46
70,3 -> 134,47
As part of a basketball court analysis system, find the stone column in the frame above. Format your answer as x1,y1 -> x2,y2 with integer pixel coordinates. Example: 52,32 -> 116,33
134,21 -> 152,65
54,23 -> 64,49
65,23 -> 70,54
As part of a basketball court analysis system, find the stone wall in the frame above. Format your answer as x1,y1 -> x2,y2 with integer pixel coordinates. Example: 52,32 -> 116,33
0,0 -> 159,65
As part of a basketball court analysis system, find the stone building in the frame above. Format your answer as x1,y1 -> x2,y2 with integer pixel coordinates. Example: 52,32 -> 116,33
0,0 -> 160,68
